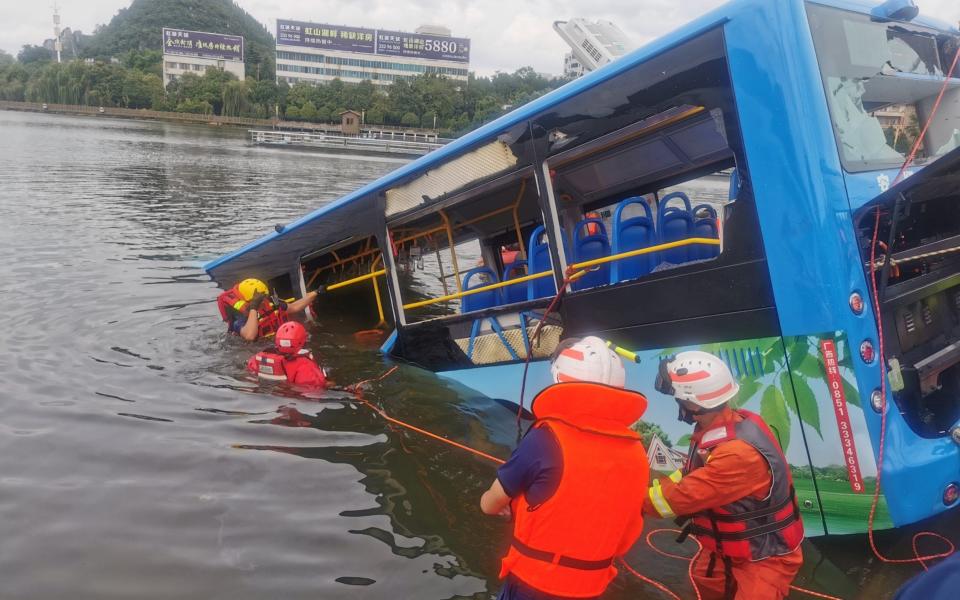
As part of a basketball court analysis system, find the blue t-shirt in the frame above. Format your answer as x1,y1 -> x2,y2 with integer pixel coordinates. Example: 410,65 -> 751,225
497,426 -> 564,509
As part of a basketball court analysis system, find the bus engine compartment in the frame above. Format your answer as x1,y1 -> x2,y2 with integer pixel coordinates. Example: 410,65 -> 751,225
857,149 -> 960,438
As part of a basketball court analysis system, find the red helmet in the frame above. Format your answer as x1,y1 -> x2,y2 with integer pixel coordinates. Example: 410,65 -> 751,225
275,321 -> 307,355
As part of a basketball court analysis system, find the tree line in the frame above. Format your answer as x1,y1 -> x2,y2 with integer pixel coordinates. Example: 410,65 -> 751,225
0,46 -> 565,136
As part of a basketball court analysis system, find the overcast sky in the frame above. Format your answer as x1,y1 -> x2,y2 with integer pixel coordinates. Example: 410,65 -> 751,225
1,0 -> 958,75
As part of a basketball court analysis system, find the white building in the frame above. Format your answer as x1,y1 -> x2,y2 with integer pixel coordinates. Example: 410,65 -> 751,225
275,20 -> 470,87
161,28 -> 245,86
553,18 -> 632,74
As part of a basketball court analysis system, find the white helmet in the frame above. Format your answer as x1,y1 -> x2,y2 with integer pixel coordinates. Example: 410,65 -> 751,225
551,336 -> 626,388
657,350 -> 738,409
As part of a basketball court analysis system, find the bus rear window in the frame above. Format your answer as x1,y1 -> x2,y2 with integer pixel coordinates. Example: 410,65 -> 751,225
806,3 -> 960,171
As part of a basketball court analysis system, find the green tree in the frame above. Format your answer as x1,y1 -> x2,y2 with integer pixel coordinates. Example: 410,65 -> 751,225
315,104 -> 332,123
632,421 -> 674,448
400,111 -> 419,127
0,49 -> 14,66
300,100 -> 318,121
18,45 -> 53,64
284,105 -> 300,120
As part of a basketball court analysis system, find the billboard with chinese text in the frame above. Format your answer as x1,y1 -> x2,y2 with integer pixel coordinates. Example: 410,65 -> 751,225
375,29 -> 470,63
276,20 -> 470,64
162,28 -> 244,62
277,20 -> 375,53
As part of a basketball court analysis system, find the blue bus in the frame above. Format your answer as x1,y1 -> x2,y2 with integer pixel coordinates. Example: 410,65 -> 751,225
206,0 -> 960,537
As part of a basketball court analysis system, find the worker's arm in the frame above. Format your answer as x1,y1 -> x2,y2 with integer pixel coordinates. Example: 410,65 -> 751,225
286,288 -> 322,315
480,478 -> 512,516
239,309 -> 260,341
648,440 -> 770,518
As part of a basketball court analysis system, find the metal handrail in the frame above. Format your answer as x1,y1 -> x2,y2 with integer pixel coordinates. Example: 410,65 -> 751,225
400,237 -> 721,310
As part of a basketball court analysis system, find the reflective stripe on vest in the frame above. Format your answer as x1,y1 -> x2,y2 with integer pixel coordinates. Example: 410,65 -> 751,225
500,382 -> 649,598
255,302 -> 288,338
686,410 -> 804,560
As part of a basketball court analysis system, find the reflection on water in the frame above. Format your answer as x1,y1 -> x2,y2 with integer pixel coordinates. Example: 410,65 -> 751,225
0,110 -> 955,599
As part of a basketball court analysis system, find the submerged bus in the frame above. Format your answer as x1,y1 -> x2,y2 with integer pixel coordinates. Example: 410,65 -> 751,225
205,0 -> 960,537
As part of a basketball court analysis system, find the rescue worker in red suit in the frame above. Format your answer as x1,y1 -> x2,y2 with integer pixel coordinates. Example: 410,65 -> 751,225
479,336 -> 650,599
246,321 -> 327,388
217,278 -> 323,342
646,351 -> 804,600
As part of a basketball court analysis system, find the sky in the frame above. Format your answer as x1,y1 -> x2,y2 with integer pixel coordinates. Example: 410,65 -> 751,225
1,0 -> 958,76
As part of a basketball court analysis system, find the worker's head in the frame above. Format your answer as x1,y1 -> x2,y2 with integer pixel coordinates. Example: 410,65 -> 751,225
550,336 -> 626,387
655,351 -> 738,424
238,278 -> 268,301
275,321 -> 308,355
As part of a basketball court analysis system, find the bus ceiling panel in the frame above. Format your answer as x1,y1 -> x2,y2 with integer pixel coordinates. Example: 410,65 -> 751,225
385,167 -> 534,228
384,140 -> 520,219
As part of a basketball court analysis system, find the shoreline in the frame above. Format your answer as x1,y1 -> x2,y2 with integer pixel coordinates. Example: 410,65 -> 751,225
0,100 -> 441,138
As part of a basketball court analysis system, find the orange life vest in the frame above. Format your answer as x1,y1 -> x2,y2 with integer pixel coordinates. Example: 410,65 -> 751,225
216,285 -> 288,338
685,410 -> 804,561
500,382 -> 650,598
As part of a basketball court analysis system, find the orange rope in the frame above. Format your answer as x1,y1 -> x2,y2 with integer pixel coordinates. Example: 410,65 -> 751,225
347,366 -> 506,465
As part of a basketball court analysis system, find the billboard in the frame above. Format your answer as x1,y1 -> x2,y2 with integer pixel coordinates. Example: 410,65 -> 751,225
376,29 -> 470,63
276,20 -> 470,64
162,28 -> 244,62
277,20 -> 375,53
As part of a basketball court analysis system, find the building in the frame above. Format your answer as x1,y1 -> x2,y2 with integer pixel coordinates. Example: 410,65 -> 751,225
161,28 -> 245,86
553,18 -> 632,74
563,52 -> 584,79
275,20 -> 470,87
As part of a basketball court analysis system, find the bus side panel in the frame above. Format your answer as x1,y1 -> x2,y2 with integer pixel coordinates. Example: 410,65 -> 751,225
782,332 -> 893,535
438,334 -> 830,536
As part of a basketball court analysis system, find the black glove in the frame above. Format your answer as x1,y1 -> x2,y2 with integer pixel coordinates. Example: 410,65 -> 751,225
314,285 -> 326,294
655,355 -> 676,395
248,291 -> 267,311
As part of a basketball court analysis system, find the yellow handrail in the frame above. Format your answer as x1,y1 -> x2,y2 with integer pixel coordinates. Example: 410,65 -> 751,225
402,270 -> 553,310
401,237 -> 721,310
326,269 -> 387,291
570,237 -> 720,271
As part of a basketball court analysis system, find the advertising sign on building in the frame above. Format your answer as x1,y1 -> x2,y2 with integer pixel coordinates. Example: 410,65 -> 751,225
162,28 -> 244,62
276,20 -> 470,64
277,20 -> 376,53
376,30 -> 470,63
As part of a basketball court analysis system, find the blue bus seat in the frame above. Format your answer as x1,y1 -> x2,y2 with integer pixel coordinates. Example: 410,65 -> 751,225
692,204 -> 720,260
461,266 -> 500,313
502,260 -> 528,304
657,192 -> 694,265
572,218 -> 611,290
611,197 -> 656,282
527,225 -> 557,300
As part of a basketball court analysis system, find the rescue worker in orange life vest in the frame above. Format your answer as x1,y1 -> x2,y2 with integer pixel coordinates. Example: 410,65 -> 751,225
480,336 -> 650,600
646,351 -> 804,600
216,278 -> 323,342
246,321 -> 327,388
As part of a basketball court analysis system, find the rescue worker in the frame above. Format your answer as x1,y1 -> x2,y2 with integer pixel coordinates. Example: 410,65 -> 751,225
246,321 -> 327,388
646,351 -> 804,600
216,278 -> 323,341
480,336 -> 650,599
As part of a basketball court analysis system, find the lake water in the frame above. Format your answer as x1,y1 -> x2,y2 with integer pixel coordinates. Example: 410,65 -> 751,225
0,110 -> 955,599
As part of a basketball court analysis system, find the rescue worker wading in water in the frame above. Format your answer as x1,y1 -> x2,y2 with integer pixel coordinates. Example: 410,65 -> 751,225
216,278 -> 323,341
246,321 -> 327,388
480,336 -> 650,600
646,351 -> 804,600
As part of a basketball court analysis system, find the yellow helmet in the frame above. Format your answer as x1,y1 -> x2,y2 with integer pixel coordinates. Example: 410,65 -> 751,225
237,278 -> 268,301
